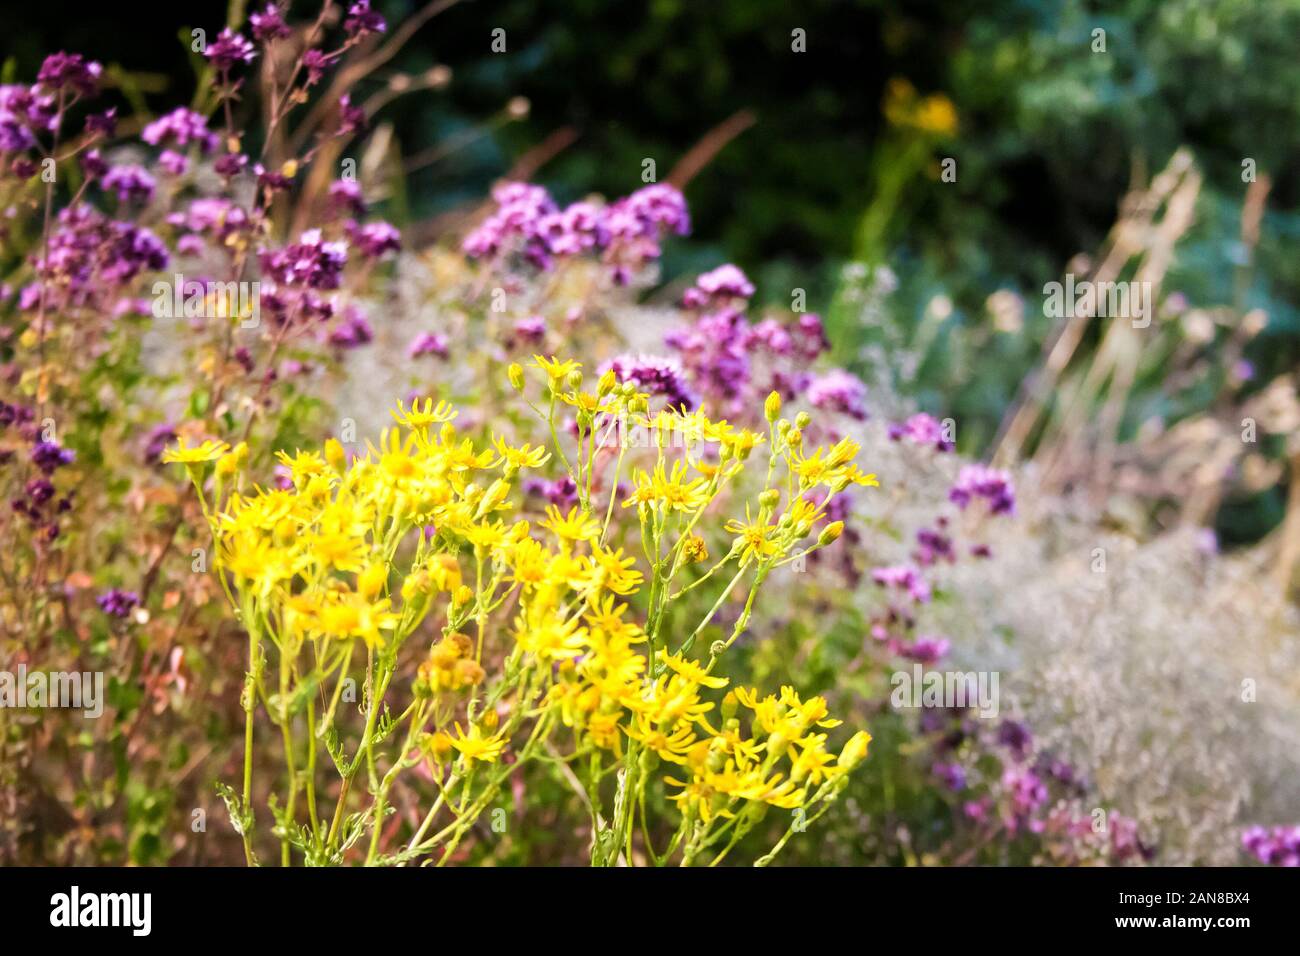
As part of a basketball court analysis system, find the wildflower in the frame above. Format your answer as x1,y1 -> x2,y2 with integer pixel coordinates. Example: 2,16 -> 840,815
31,441 -> 75,474
949,464 -> 1016,515
540,505 -> 599,545
658,650 -> 728,689
870,564 -> 931,604
449,723 -> 508,763
162,437 -> 230,465
531,354 -> 581,385
624,460 -> 709,514
408,332 -> 449,359
725,507 -> 782,565
141,107 -> 218,151
806,369 -> 868,420
204,29 -> 257,70
249,4 -> 292,42
97,589 -> 139,618
888,412 -> 954,451
344,0 -> 387,38
36,52 -> 102,96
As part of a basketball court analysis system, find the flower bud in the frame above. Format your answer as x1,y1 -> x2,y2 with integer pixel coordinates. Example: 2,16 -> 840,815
507,363 -> 525,392
758,488 -> 781,510
838,730 -> 872,770
598,369 -> 617,396
818,521 -> 844,546
795,411 -> 811,430
764,391 -> 782,423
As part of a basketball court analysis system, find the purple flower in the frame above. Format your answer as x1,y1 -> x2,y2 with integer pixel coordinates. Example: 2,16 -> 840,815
408,332 -> 448,359
900,635 -> 950,664
336,94 -> 366,136
537,201 -> 607,256
327,306 -> 373,349
1242,825 -> 1300,867
144,423 -> 177,464
606,353 -> 696,412
260,229 -> 348,290
97,588 -> 139,618
1002,765 -> 1049,819
949,464 -> 1016,516
806,369 -> 868,420
84,107 -> 117,138
889,412 -> 953,451
463,181 -> 557,264
525,475 -> 579,509
682,264 -> 754,308
512,315 -> 547,346
102,165 -> 156,203
31,440 -> 75,474
913,523 -> 955,566
250,4 -> 292,42
37,52 -> 103,96
204,29 -> 257,70
141,107 -> 218,152
25,478 -> 56,505
996,719 -> 1033,760
158,150 -> 188,176
329,179 -> 367,217
350,220 -> 401,258
344,0 -> 387,38
871,564 -> 931,604
933,762 -> 967,791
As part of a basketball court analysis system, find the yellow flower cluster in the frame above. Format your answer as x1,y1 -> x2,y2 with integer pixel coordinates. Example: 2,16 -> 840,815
169,357 -> 875,866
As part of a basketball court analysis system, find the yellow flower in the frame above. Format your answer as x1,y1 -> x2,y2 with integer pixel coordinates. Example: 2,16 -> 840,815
724,506 -> 782,566
531,354 -> 581,383
540,505 -> 599,546
492,435 -> 550,471
162,437 -> 230,465
391,397 -> 457,431
657,649 -> 728,689
623,460 -> 709,514
449,723 -> 508,763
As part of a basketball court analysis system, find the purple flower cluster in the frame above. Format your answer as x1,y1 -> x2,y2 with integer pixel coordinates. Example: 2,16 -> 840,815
260,229 -> 348,290
102,165 -> 156,204
605,354 -> 696,412
97,588 -> 140,618
36,52 -> 103,97
344,0 -> 387,39
949,464 -> 1016,515
871,564 -> 932,604
250,4 -> 292,43
806,369 -> 868,420
463,181 -> 688,278
23,206 -> 168,312
889,412 -> 954,452
682,264 -> 754,308
1,53 -> 103,155
141,107 -> 219,152
326,305 -> 373,349
524,475 -> 579,509
348,220 -> 401,259
204,28 -> 258,71
408,331 -> 449,359
1242,825 -> 1300,866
